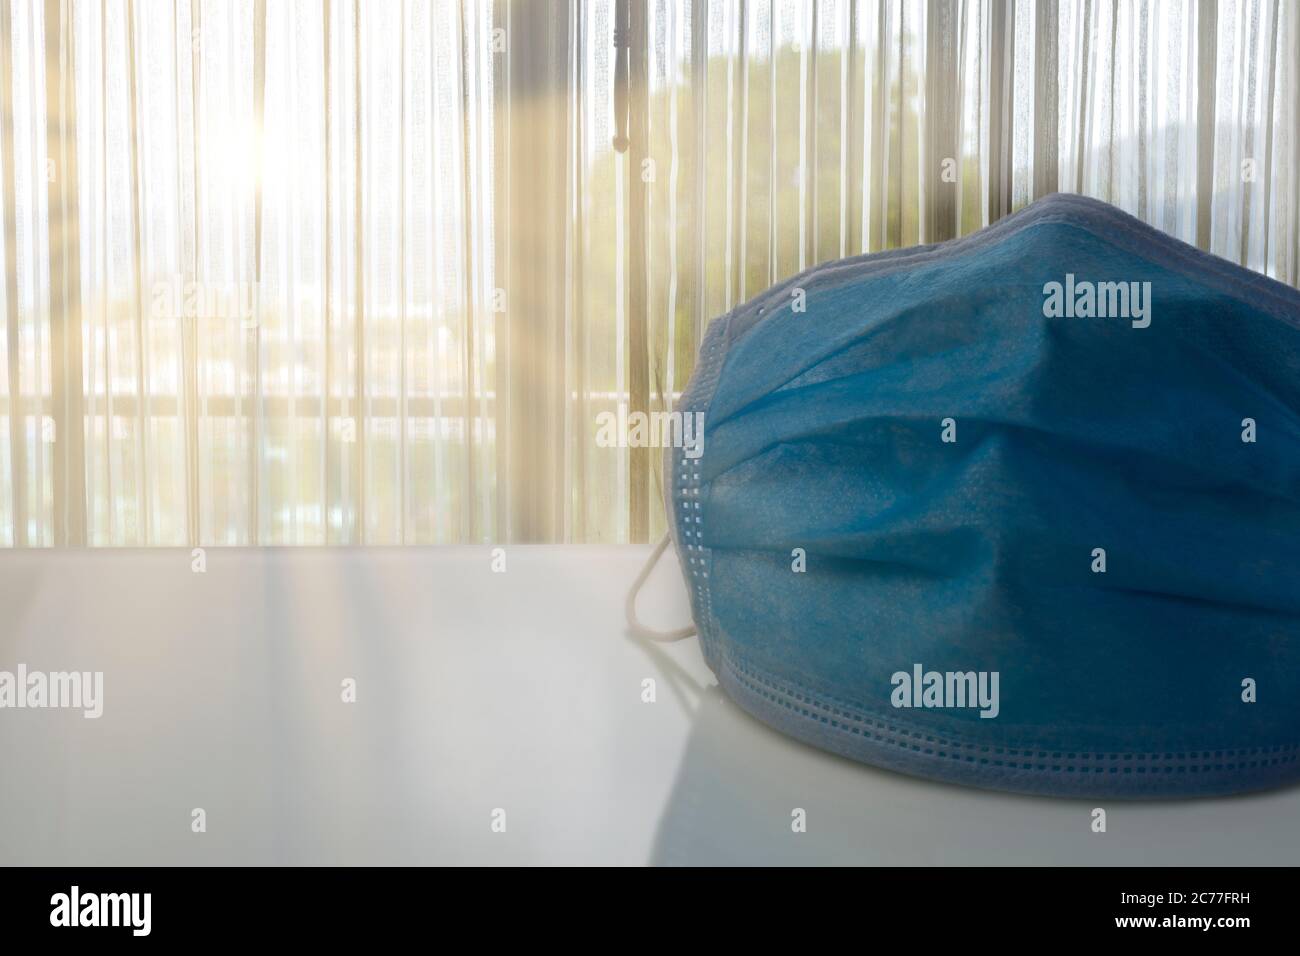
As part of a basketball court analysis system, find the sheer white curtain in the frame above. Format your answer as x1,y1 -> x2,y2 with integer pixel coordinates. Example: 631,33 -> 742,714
2,0 -> 1298,547
5,0 -> 498,546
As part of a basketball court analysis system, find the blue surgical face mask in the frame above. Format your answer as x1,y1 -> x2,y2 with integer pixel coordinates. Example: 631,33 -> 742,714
629,192 -> 1300,799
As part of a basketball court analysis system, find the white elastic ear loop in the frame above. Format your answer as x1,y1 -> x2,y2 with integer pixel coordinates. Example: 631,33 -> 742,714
626,532 -> 698,643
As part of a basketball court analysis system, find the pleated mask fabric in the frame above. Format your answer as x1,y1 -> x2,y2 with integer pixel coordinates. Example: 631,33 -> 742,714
664,193 -> 1300,799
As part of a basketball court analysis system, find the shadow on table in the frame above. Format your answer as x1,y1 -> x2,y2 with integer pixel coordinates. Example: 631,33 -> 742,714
640,648 -> 1300,866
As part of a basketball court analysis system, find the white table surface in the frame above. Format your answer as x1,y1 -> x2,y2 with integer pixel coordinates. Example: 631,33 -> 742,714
1,545 -> 1296,866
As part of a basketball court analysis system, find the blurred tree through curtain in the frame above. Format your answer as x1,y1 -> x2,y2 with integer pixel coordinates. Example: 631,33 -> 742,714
1,0 -> 1298,546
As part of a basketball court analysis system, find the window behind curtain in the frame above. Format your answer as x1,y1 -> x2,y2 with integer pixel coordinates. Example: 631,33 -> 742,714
2,0 -> 1298,547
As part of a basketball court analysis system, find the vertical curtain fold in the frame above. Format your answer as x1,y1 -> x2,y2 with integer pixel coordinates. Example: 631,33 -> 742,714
45,0 -> 85,546
0,0 -> 24,547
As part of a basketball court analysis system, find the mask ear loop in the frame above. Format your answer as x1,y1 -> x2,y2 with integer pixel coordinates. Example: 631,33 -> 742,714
626,532 -> 698,643
631,628 -> 705,717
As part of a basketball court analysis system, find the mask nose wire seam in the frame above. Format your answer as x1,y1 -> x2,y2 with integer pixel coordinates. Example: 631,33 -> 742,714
626,532 -> 699,643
